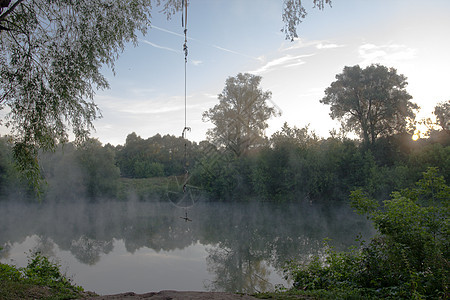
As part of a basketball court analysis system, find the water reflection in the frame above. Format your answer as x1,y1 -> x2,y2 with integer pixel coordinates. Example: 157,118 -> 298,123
0,200 -> 374,293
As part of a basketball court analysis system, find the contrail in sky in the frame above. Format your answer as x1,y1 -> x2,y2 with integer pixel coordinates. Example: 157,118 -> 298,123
150,25 -> 261,61
151,25 -> 186,39
211,45 -> 262,61
140,39 -> 181,53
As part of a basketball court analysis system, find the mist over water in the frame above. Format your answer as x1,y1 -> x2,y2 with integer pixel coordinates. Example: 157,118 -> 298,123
0,199 -> 375,294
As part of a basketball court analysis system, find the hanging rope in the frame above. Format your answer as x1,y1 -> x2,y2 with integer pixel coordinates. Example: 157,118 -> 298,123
181,0 -> 190,193
166,0 -> 199,216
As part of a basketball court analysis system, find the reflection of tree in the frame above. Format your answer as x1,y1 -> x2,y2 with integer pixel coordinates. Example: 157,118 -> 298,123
70,235 -> 113,265
0,200 -> 375,292
201,204 -> 278,293
32,236 -> 57,258
206,243 -> 272,293
200,201 -> 376,293
0,242 -> 12,260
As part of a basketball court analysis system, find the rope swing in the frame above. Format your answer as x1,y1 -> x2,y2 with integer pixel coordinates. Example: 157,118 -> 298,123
181,0 -> 190,189
166,0 -> 199,216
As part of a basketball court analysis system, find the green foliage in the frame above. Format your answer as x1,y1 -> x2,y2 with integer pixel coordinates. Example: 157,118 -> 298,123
0,124 -> 448,204
250,137 -> 379,202
0,252 -> 90,299
286,242 -> 362,291
433,100 -> 450,132
354,168 -> 449,298
192,152 -> 242,200
0,262 -> 21,282
75,139 -> 120,199
38,139 -> 119,201
116,132 -> 193,178
134,161 -> 165,178
287,168 -> 449,299
117,177 -> 168,201
22,252 -> 70,287
12,142 -> 44,196
408,143 -> 450,184
282,0 -> 332,41
349,189 -> 378,215
0,136 -> 28,197
189,128 -> 449,203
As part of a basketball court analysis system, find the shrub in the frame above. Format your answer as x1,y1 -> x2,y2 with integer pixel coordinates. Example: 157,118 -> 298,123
0,252 -> 88,299
286,167 -> 449,299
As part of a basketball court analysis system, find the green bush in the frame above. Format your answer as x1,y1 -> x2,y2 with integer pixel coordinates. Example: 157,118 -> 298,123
286,242 -> 362,292
0,263 -> 22,282
286,167 -> 449,299
0,252 -> 88,299
22,252 -> 71,287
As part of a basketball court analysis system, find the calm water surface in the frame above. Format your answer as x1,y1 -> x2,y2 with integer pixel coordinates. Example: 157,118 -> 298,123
0,200 -> 374,295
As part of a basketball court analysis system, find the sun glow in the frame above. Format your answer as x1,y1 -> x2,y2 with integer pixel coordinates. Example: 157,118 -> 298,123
412,126 -> 427,141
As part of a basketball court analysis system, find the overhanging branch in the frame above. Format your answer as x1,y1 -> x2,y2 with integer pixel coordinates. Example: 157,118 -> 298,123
0,0 -> 24,25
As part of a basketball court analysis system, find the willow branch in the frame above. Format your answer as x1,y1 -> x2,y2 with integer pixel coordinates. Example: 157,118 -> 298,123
0,0 -> 25,22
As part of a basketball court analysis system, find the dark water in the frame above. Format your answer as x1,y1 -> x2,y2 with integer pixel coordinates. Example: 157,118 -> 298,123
0,200 -> 374,295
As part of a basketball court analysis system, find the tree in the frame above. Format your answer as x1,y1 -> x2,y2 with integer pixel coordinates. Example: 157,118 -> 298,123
202,73 -> 279,157
116,132 -> 192,178
270,122 -> 319,148
320,64 -> 418,147
433,100 -> 450,131
282,0 -> 332,41
75,138 -> 120,199
0,0 -> 176,189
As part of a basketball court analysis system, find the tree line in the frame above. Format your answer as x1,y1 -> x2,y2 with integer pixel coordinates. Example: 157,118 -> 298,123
0,65 -> 449,202
0,125 -> 447,203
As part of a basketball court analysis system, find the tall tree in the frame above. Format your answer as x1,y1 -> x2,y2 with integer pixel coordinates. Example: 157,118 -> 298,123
0,0 -> 177,187
433,100 -> 450,131
320,64 -> 418,147
203,73 -> 278,157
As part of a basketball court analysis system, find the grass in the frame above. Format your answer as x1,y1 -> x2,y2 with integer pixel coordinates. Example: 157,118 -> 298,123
117,177 -> 168,201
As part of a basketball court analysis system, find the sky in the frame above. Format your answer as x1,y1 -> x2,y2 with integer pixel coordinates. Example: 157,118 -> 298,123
91,0 -> 450,145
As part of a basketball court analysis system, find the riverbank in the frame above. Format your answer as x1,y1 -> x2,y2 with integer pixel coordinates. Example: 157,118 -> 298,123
82,290 -> 259,299
82,290 -> 317,299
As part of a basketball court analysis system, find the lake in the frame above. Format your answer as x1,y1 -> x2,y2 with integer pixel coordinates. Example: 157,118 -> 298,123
0,200 -> 374,295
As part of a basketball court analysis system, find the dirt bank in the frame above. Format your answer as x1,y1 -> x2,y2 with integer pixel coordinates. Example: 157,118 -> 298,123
81,290 -> 259,300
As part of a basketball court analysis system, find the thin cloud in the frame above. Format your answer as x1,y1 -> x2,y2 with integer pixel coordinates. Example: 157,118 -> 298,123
140,39 -> 181,54
200,92 -> 218,99
285,61 -> 306,68
191,60 -> 203,66
281,39 -> 344,51
280,38 -> 316,51
251,54 -> 314,74
359,43 -> 417,66
316,42 -> 344,49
